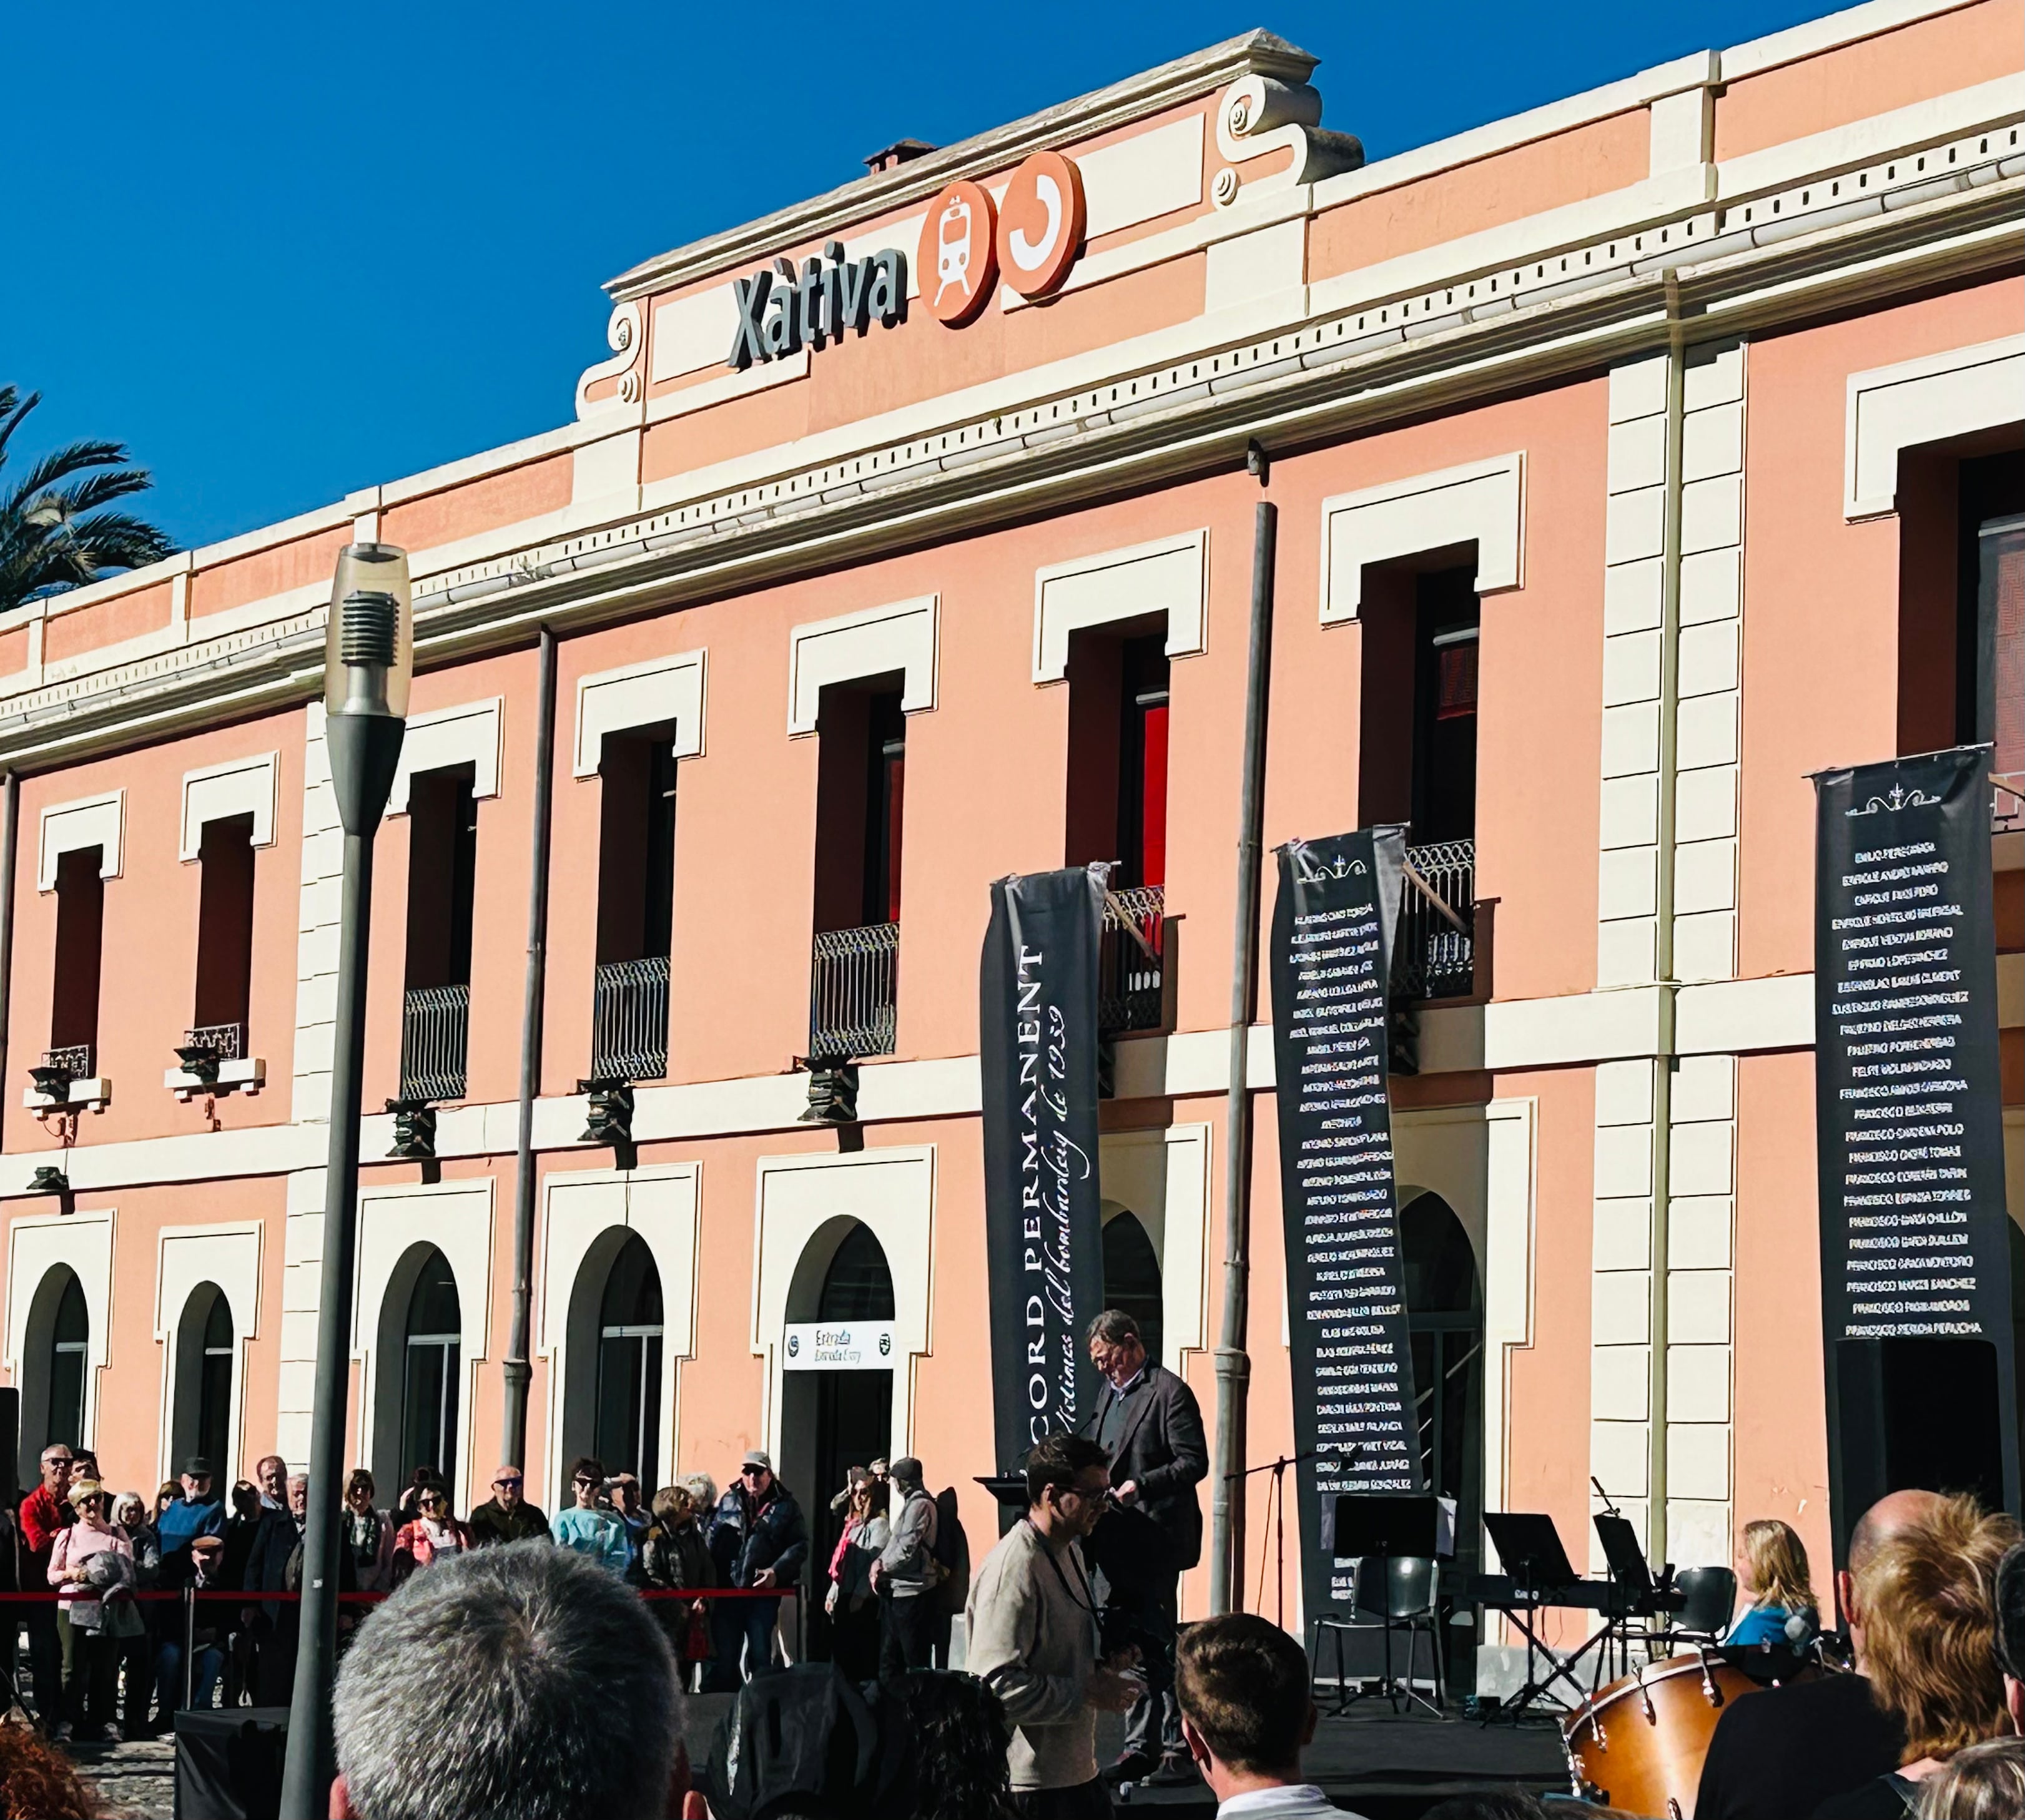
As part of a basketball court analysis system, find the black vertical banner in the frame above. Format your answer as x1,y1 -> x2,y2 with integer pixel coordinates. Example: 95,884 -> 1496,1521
980,867 -> 1108,1479
1269,828 -> 1422,1619
1814,749 -> 2019,1546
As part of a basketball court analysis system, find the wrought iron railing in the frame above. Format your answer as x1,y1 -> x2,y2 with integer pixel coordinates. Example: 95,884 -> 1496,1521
1100,884 -> 1166,1034
809,922 -> 899,1059
1394,839 -> 1476,1001
400,985 -> 471,1102
40,1045 -> 91,1080
591,957 -> 671,1082
184,1023 -> 244,1062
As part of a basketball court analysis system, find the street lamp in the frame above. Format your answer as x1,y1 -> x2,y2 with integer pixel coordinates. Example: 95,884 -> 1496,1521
282,543 -> 411,1813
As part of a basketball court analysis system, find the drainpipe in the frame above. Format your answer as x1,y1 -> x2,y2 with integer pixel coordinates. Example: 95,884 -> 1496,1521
0,774 -> 16,1155
1647,281 -> 1690,1567
1209,466 -> 1278,1616
501,627 -> 558,1470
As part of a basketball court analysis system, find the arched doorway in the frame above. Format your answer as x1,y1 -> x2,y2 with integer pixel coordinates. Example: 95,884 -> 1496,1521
171,1283 -> 235,1474
594,1234 -> 664,1490
47,1271 -> 88,1453
782,1219 -> 896,1662
18,1264 -> 91,1487
1402,1193 -> 1484,1682
401,1249 -> 462,1498
1101,1208 -> 1163,1365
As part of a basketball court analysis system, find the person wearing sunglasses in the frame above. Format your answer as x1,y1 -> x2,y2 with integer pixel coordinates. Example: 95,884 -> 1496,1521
47,1477 -> 135,1743
468,1465 -> 551,1549
550,1457 -> 631,1577
702,1450 -> 808,1692
390,1481 -> 470,1587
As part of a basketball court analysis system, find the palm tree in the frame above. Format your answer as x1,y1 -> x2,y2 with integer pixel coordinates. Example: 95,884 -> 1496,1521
0,385 -> 175,612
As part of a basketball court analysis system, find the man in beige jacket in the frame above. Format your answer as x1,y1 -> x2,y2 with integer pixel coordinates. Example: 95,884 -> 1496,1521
965,1434 -> 1144,1818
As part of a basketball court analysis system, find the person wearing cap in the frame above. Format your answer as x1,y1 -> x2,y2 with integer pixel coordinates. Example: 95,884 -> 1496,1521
705,1449 -> 808,1691
466,1463 -> 551,1548
155,1532 -> 229,1718
870,1455 -> 940,1679
47,1477 -> 134,1742
157,1454 -> 225,1563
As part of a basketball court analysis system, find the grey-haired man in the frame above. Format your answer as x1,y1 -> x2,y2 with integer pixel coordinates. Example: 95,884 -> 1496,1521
870,1455 -> 938,1677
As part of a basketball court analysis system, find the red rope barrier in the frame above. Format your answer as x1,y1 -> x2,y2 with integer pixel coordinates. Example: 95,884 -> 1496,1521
0,1583 -> 794,1604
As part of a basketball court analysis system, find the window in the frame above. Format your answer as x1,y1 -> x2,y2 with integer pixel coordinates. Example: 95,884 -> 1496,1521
1101,1211 -> 1163,1367
594,1236 -> 664,1490
47,1272 -> 87,1454
191,814 -> 256,1056
49,847 -> 104,1073
400,771 -> 478,1102
400,1249 -> 461,1497
809,682 -> 904,1059
589,733 -> 676,1081
172,1283 -> 234,1473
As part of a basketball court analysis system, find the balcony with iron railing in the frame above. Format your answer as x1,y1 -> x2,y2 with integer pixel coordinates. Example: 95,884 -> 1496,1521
809,923 -> 899,1061
1394,839 -> 1477,1003
400,985 -> 471,1103
1099,883 -> 1166,1035
591,957 -> 671,1082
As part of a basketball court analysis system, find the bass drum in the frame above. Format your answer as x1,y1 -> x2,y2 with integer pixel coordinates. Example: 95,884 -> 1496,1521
1561,1651 -> 1762,1818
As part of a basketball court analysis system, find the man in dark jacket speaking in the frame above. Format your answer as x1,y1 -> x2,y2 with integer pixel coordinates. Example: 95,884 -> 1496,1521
705,1449 -> 808,1690
1079,1308 -> 1207,1788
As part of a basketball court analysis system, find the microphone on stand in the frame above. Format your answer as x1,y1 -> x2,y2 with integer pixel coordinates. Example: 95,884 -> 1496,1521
1590,1476 -> 1621,1518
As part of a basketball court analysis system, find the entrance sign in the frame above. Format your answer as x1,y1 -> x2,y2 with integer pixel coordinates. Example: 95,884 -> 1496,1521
920,180 -> 998,326
781,1321 -> 899,1371
979,867 -> 1106,1473
997,151 -> 1085,299
724,243 -> 908,370
1813,748 -> 2018,1547
1268,829 -> 1422,1618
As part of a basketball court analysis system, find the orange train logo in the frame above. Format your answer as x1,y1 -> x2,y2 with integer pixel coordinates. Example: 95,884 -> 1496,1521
919,180 -> 998,327
996,150 -> 1084,300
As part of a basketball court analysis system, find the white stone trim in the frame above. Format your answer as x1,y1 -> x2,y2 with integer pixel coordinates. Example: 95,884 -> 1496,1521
387,697 -> 503,815
1720,0 -> 1984,79
179,754 -> 278,860
353,1178 -> 495,1507
535,1163 -> 700,1509
1082,113 -> 1206,239
573,651 -> 707,777
1845,333 -> 2025,519
751,1146 -> 935,1463
1318,455 -> 1525,624
1098,1124 -> 1213,1360
37,790 -> 123,892
1032,531 -> 1209,682
152,1222 -> 261,1485
4,1207 -> 114,1488
787,596 -> 937,737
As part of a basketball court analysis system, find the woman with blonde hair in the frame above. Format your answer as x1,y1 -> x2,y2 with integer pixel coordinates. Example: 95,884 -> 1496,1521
1727,1517 -> 1817,1647
1816,1493 -> 2019,1818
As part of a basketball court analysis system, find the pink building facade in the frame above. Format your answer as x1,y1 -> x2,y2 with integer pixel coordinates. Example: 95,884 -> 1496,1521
1,0 -> 2019,1686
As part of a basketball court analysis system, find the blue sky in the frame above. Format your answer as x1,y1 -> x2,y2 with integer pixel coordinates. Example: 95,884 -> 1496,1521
6,1 -> 1829,553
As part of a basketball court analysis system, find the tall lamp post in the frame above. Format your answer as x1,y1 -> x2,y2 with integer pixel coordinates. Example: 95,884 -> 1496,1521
282,544 -> 411,1813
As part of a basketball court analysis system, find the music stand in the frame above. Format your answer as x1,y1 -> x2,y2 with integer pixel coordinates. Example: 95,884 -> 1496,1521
1593,1513 -> 1654,1680
1327,1495 -> 1445,1718
1481,1512 -> 1592,1714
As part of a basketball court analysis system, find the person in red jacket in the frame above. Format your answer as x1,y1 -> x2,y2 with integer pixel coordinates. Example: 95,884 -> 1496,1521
17,1445 -> 74,1738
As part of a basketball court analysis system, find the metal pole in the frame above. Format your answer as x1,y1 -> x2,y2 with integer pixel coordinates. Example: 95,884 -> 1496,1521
1208,495 -> 1278,1617
283,709 -> 402,1814
501,627 -> 558,1471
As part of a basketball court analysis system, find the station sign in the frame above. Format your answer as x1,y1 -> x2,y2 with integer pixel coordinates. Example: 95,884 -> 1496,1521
781,1321 -> 899,1371
726,150 -> 1085,368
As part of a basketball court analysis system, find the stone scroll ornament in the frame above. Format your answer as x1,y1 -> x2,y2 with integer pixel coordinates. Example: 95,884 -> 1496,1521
1268,828 -> 1423,1619
1813,747 -> 2018,1533
978,867 -> 1108,1484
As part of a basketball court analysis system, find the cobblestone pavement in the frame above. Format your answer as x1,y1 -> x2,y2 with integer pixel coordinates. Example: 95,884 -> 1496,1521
71,1737 -> 175,1820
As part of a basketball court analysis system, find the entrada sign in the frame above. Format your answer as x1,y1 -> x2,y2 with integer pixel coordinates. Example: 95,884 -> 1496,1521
781,1320 -> 899,1370
725,150 -> 1086,368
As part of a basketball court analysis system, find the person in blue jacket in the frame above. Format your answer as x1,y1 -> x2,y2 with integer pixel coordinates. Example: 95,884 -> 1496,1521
704,1449 -> 807,1691
154,1457 -> 225,1567
549,1457 -> 631,1575
1726,1517 -> 1818,1648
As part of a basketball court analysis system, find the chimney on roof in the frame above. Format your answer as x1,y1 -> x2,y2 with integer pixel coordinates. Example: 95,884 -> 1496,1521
864,138 -> 938,175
